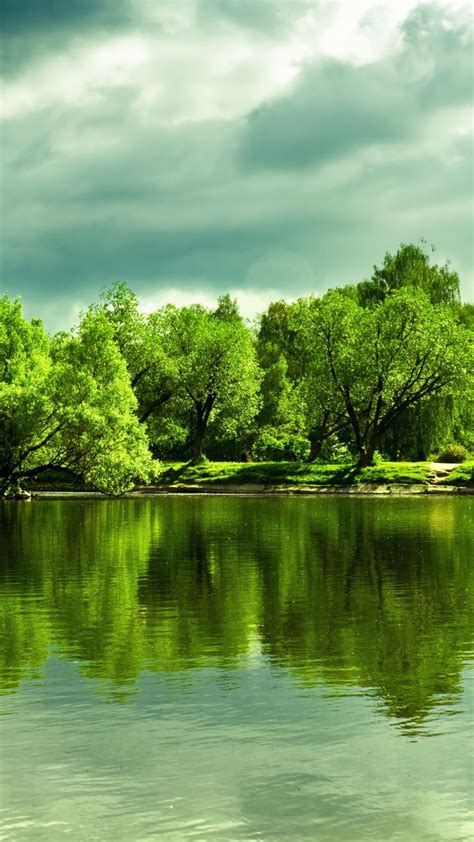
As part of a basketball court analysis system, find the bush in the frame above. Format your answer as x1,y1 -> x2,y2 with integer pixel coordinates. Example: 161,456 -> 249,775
252,427 -> 309,461
435,443 -> 468,463
318,435 -> 353,464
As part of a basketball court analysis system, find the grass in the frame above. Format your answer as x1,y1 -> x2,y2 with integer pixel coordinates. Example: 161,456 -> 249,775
438,461 -> 474,486
154,460 -> 434,488
24,460 -> 471,494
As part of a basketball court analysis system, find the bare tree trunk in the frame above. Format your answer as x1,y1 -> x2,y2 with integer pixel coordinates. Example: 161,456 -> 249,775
192,420 -> 206,463
307,410 -> 330,463
356,443 -> 376,468
191,395 -> 215,464
308,438 -> 323,462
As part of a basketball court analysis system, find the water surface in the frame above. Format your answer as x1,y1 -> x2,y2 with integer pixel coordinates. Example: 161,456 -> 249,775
0,496 -> 473,840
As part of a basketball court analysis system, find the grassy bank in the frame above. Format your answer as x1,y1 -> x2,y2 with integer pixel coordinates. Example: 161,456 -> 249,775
154,461 -> 435,488
23,460 -> 473,495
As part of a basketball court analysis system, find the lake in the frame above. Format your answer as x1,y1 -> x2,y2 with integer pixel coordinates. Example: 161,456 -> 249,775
0,496 -> 473,840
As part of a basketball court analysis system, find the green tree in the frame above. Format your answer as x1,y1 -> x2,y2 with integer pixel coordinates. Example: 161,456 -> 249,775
254,300 -> 308,460
167,297 -> 261,462
380,393 -> 473,461
457,302 -> 474,330
357,242 -> 461,307
0,296 -> 153,493
290,296 -> 351,461
306,288 -> 472,466
97,283 -> 178,425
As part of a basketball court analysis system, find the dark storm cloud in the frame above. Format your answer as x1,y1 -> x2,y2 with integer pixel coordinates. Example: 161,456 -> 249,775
1,0 -> 127,32
0,0 -> 132,75
0,0 -> 472,329
240,5 -> 473,170
3,122 -> 471,320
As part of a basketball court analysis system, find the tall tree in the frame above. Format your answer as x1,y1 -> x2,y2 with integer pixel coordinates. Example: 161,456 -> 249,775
307,288 -> 472,466
291,296 -> 350,461
167,298 -> 261,462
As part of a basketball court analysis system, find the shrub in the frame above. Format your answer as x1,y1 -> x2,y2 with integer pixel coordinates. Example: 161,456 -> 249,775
435,443 -> 468,463
252,427 -> 309,461
318,435 -> 353,464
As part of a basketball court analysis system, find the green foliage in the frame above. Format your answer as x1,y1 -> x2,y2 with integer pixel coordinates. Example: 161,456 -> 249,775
165,298 -> 262,461
457,302 -> 474,329
381,396 -> 455,461
357,242 -> 461,306
1,242 -> 472,478
318,434 -> 353,464
252,426 -> 309,461
97,283 -> 179,427
435,443 -> 469,463
0,296 -> 153,494
297,287 -> 472,466
255,301 -> 307,453
0,296 -> 52,485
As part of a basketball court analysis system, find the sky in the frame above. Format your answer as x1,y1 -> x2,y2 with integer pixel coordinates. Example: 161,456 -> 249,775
1,0 -> 472,330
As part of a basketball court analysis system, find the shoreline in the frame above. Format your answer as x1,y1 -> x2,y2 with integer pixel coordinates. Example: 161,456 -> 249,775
9,482 -> 474,499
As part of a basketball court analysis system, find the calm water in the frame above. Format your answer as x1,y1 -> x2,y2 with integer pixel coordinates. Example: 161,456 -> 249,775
0,496 -> 473,841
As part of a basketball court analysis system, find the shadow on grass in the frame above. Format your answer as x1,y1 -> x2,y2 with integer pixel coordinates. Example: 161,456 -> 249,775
157,463 -> 193,484
159,461 -> 360,487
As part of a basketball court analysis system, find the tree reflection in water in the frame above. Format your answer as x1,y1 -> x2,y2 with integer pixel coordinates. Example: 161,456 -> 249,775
1,496 -> 472,732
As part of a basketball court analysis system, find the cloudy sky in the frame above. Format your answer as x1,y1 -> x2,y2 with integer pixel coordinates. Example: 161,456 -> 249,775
1,0 -> 472,330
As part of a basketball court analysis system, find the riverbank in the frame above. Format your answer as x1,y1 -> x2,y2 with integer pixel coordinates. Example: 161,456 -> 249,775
20,460 -> 474,497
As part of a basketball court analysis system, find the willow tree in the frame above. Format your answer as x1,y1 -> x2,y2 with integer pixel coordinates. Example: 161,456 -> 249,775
0,296 -> 152,494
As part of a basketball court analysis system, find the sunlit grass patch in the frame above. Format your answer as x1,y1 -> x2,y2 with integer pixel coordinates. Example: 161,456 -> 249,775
439,461 -> 474,486
356,463 -> 432,485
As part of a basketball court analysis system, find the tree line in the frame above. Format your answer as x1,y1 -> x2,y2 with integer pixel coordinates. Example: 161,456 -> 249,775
1,243 -> 473,493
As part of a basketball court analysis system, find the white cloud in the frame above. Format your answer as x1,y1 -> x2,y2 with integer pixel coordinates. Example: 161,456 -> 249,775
140,286 -> 293,321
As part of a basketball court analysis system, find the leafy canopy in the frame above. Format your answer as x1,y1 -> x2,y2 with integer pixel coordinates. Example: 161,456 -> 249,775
301,287 -> 472,465
0,296 -> 153,493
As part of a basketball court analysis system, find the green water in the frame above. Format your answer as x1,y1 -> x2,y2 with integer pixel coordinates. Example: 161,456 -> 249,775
0,496 -> 472,840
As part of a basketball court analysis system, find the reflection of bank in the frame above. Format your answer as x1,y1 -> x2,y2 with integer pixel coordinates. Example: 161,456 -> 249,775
0,496 -> 472,733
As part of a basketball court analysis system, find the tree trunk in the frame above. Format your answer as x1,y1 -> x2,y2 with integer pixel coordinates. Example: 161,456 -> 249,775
308,438 -> 323,462
356,443 -> 376,468
192,420 -> 206,463
191,396 -> 215,464
307,410 -> 330,463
